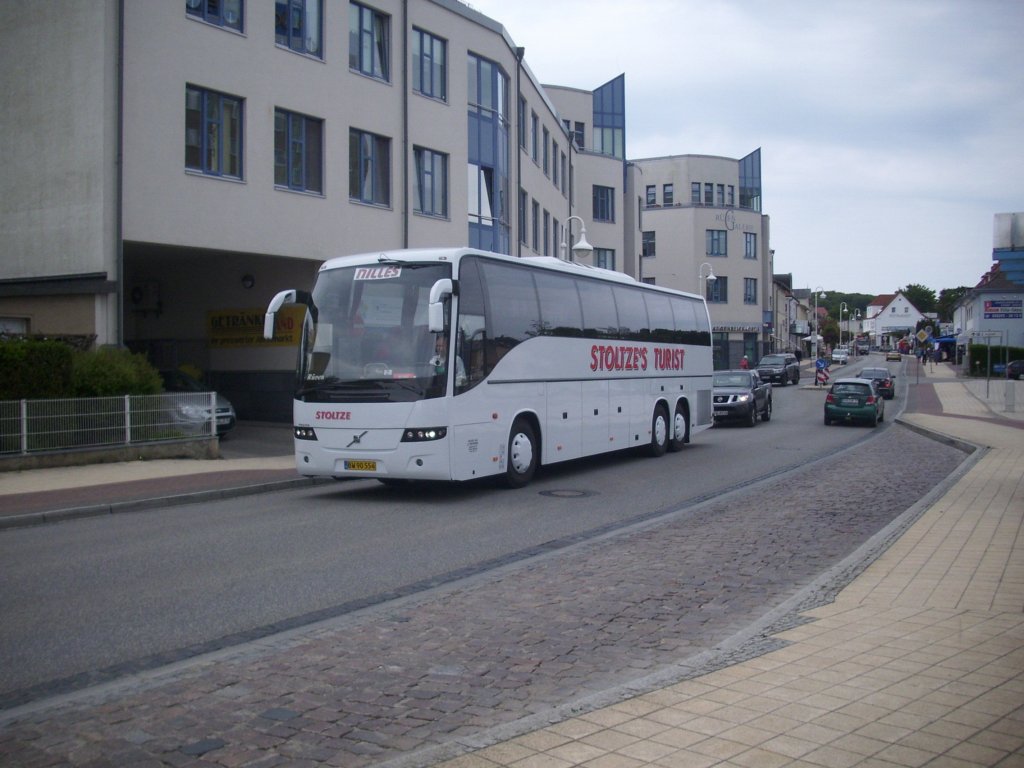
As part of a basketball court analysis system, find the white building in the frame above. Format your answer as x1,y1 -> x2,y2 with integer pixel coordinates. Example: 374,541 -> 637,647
862,292 -> 926,349
953,266 -> 1024,355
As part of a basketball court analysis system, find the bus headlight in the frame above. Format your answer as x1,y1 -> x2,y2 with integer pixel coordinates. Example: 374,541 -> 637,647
294,427 -> 318,440
401,427 -> 447,442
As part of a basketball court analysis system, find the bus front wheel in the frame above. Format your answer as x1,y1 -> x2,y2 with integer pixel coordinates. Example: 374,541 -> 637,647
647,404 -> 669,457
504,418 -> 538,488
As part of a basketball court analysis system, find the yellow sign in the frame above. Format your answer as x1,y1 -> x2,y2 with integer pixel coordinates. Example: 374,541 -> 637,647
207,306 -> 305,348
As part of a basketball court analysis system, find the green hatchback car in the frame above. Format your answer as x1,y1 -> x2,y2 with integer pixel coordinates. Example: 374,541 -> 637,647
824,378 -> 885,427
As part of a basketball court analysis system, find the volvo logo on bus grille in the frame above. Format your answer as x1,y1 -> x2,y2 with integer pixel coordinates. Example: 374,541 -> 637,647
347,430 -> 368,447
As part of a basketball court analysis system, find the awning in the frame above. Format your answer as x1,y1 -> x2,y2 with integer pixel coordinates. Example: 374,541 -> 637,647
802,334 -> 822,342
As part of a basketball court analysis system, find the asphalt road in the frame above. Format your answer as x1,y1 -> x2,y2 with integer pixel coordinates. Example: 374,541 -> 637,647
0,356 -> 925,708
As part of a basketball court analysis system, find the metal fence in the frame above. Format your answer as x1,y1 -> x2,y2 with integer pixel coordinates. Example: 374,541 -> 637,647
0,393 -> 216,456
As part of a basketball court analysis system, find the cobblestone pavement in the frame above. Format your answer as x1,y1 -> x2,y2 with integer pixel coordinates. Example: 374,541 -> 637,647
1,426 -> 969,767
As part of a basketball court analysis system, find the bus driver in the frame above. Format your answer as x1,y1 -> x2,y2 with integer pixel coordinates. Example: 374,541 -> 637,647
430,335 -> 467,387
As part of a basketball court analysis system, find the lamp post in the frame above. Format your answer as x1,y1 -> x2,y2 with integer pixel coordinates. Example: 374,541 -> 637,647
698,262 -> 717,297
839,302 -> 848,349
853,309 -> 861,352
559,215 -> 593,262
812,286 -> 826,363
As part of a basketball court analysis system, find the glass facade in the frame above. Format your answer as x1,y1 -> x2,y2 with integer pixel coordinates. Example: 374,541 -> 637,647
467,53 -> 510,254
592,74 -> 625,159
739,147 -> 761,212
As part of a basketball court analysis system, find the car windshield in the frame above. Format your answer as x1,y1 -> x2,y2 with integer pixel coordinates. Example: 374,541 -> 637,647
758,356 -> 786,365
832,383 -> 871,396
713,373 -> 751,387
862,369 -> 888,379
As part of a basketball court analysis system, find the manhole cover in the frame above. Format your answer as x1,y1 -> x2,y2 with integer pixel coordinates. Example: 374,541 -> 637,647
539,489 -> 597,498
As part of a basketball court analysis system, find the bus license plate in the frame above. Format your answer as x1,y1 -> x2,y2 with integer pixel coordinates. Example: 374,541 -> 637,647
344,460 -> 377,472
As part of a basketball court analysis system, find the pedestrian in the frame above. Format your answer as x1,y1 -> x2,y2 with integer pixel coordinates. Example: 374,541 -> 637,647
739,355 -> 749,370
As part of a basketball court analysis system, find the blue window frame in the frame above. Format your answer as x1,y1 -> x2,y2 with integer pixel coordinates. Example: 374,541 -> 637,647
706,229 -> 727,256
744,277 -> 758,305
350,2 -> 390,81
542,126 -> 550,175
350,128 -> 391,205
663,183 -> 674,205
745,232 -> 758,259
593,185 -> 615,222
519,189 -> 528,244
642,231 -> 656,258
531,200 -> 539,251
707,275 -> 728,303
187,0 -> 243,31
274,108 -> 322,193
467,52 -> 510,253
414,146 -> 447,217
275,0 -> 322,57
595,248 -> 615,270
412,27 -> 446,100
186,85 -> 243,178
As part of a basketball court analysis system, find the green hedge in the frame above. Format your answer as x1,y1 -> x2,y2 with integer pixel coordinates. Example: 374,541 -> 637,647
0,340 -> 162,400
966,343 -> 1024,376
0,339 -> 73,400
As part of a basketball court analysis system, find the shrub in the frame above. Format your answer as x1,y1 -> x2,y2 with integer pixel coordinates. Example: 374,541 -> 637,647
0,339 -> 74,399
71,347 -> 163,396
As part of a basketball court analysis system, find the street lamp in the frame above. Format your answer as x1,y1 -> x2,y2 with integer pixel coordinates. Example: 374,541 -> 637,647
839,302 -> 848,349
559,215 -> 593,262
812,286 -> 826,363
698,262 -> 717,297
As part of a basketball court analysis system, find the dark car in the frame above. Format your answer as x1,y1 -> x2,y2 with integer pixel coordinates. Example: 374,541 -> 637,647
859,366 -> 895,399
159,370 -> 237,435
1006,360 -> 1023,380
755,353 -> 800,386
824,377 -> 885,427
712,370 -> 772,427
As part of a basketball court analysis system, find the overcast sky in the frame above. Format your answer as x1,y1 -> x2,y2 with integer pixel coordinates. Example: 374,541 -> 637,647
465,0 -> 1024,296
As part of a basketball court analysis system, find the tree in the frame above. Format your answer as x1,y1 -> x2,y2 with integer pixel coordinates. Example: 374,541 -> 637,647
899,283 -> 937,314
937,287 -> 969,323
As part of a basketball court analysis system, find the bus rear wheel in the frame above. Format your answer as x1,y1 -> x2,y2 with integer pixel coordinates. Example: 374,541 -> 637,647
647,404 -> 669,457
668,403 -> 688,452
504,418 -> 538,488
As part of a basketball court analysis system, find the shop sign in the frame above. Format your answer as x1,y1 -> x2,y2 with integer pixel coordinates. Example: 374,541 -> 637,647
208,306 -> 305,347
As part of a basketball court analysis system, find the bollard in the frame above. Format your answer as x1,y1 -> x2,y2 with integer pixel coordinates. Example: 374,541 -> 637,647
1006,379 -> 1016,414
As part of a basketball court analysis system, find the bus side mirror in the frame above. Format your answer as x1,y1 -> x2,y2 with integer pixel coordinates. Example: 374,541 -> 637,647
264,289 -> 298,339
428,278 -> 453,333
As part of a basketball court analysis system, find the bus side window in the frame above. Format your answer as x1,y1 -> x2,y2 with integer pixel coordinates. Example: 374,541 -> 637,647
457,257 -> 489,392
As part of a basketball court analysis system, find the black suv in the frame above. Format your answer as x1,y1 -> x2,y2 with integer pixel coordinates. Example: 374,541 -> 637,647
755,353 -> 800,385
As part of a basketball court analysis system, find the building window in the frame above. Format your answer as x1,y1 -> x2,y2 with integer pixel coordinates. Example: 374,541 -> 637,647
518,97 -> 527,149
543,210 -> 550,256
706,229 -> 727,256
728,185 -> 735,206
349,128 -> 391,205
716,184 -> 724,206
531,200 -> 539,251
274,108 -> 321,193
745,232 -> 757,259
744,277 -> 757,304
552,218 -> 560,259
663,183 -> 674,206
467,52 -> 510,254
573,121 -> 585,148
560,152 -> 567,196
186,85 -> 243,178
642,231 -> 656,258
530,112 -> 538,162
593,185 -> 615,222
691,182 -> 701,204
704,183 -> 713,205
275,0 -> 321,57
413,146 -> 447,217
412,27 -> 446,100
595,248 -> 615,270
646,185 -> 656,206
552,140 -> 559,187
707,275 -> 728,303
542,127 -> 550,175
519,188 -> 528,244
187,0 -> 243,32
349,1 -> 389,81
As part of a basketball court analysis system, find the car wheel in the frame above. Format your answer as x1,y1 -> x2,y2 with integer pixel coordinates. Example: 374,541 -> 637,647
745,403 -> 757,428
870,411 -> 878,428
504,418 -> 538,488
761,398 -> 772,422
668,403 -> 688,452
647,403 -> 669,457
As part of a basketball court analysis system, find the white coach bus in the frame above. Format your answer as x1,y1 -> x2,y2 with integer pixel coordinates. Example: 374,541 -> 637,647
264,248 -> 713,488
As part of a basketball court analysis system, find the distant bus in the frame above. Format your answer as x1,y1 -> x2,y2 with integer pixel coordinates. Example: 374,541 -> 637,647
264,247 -> 713,487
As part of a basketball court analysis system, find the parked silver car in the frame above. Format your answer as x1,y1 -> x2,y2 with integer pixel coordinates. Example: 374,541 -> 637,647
159,370 -> 237,436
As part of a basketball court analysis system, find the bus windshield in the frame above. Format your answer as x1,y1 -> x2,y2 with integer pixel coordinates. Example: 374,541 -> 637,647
297,262 -> 452,403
